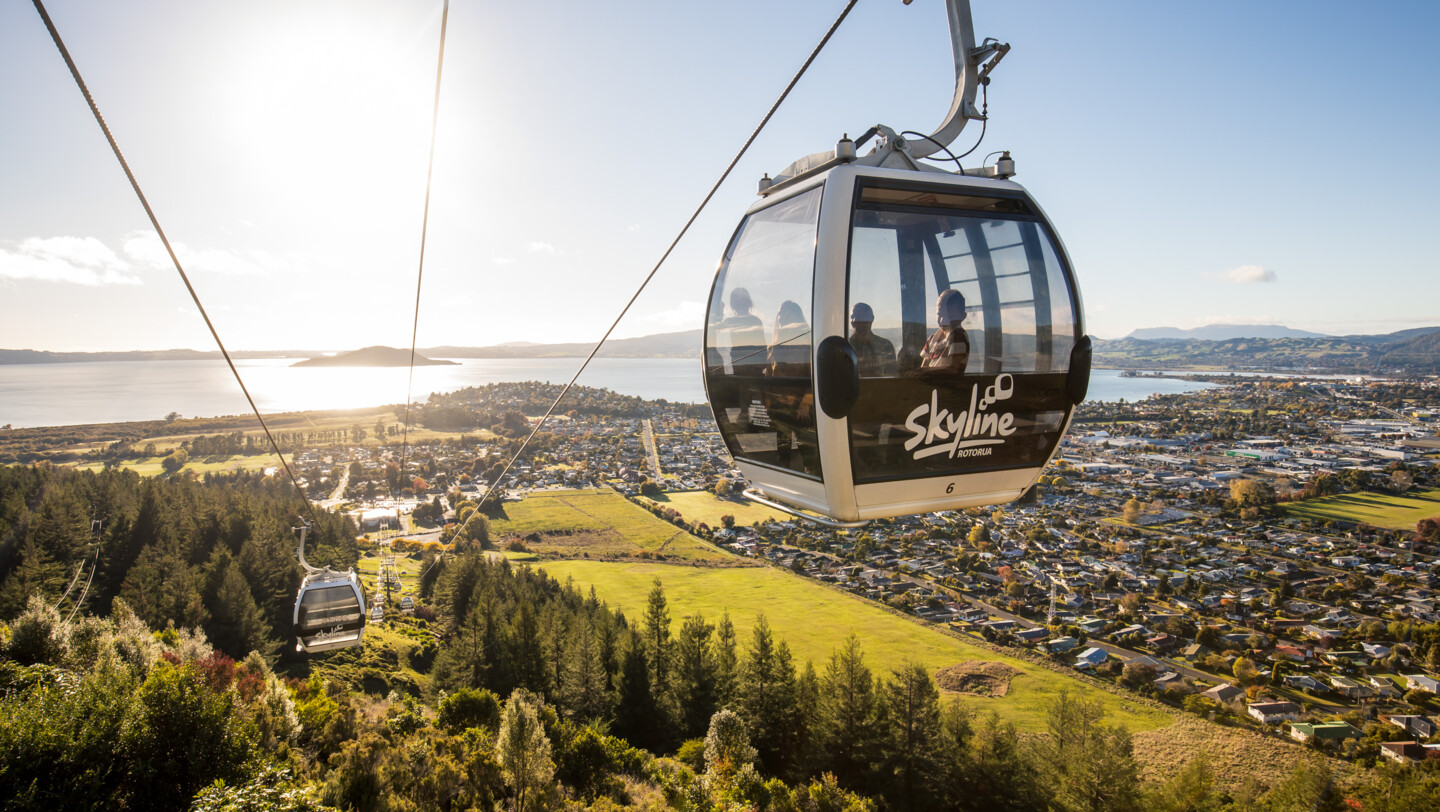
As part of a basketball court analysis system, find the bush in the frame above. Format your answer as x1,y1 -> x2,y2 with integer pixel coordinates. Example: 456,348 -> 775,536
438,687 -> 501,734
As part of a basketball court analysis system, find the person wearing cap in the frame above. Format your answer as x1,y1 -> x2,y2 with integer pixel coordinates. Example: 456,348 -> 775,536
849,302 -> 897,376
920,288 -> 970,372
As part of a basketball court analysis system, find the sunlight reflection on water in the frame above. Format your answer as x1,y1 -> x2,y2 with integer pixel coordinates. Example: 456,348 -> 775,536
0,360 -> 1215,429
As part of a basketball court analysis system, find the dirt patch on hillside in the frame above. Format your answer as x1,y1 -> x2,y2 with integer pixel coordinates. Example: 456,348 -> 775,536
934,662 -> 1022,697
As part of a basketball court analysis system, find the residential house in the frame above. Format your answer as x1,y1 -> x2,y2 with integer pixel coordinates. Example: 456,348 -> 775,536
1146,633 -> 1179,652
1289,721 -> 1362,744
1013,627 -> 1048,644
1202,684 -> 1245,704
1379,741 -> 1440,765
1384,714 -> 1438,739
1046,636 -> 1079,654
1074,648 -> 1109,670
1248,701 -> 1302,724
1271,645 -> 1310,663
1403,674 -> 1440,693
1329,676 -> 1375,700
1283,674 -> 1325,692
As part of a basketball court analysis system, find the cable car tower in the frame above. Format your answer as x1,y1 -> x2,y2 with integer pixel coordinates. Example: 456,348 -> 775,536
704,0 -> 1091,526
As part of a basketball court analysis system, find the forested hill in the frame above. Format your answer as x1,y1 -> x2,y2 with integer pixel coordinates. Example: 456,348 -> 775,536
0,465 -> 355,655
1094,327 -> 1440,374
4,464 -> 1438,808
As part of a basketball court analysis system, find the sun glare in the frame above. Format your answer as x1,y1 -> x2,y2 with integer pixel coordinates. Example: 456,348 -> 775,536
214,8 -> 441,230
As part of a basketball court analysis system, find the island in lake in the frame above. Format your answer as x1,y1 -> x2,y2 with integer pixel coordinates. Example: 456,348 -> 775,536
291,346 -> 459,367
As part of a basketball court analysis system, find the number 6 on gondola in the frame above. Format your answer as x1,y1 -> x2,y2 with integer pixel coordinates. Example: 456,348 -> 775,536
704,163 -> 1091,525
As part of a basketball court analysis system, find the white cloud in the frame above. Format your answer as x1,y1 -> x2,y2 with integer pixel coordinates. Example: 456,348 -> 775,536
634,300 -> 705,330
1205,264 -> 1275,284
626,224 -> 641,232
0,236 -> 142,286
492,257 -> 515,265
527,241 -> 560,254
123,231 -> 275,276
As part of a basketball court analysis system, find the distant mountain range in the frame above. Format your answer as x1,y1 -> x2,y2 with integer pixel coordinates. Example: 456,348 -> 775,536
1096,326 -> 1440,373
1124,324 -> 1328,340
5,325 -> 1439,373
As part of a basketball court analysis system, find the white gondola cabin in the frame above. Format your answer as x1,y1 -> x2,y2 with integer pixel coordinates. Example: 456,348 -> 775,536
293,568 -> 367,653
705,162 -> 1089,524
702,0 -> 1089,525
291,521 -> 367,653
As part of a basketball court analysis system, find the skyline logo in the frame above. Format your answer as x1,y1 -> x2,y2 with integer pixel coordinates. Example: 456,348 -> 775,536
902,374 -> 1018,461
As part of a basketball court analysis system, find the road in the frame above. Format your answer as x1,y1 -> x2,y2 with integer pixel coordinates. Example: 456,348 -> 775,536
641,419 -> 661,480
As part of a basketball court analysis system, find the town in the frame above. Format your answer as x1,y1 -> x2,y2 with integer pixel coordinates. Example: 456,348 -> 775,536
199,373 -> 1440,770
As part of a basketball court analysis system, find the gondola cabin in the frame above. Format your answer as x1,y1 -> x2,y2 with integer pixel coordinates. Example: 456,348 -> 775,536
369,601 -> 385,623
293,568 -> 367,653
400,595 -> 415,614
705,162 -> 1090,524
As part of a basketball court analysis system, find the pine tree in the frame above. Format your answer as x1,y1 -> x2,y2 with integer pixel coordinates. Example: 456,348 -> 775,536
714,610 -> 739,709
613,639 -> 660,751
561,615 -> 610,721
673,613 -> 718,738
885,662 -> 942,810
818,634 -> 884,791
740,614 -> 799,776
643,577 -> 672,696
207,558 -> 271,659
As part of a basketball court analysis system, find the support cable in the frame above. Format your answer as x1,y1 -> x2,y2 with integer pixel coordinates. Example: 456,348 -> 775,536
31,0 -> 319,526
424,0 -> 862,577
398,0 -> 451,505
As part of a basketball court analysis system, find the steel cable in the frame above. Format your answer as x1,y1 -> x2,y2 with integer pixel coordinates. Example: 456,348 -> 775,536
31,0 -> 320,526
398,0 -> 451,505
423,0 -> 862,577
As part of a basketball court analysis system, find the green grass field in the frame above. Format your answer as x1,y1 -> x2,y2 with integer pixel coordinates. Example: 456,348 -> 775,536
487,489 -> 733,562
356,549 -> 424,600
72,454 -> 280,477
1283,487 -> 1440,529
534,559 -> 1172,733
638,490 -> 790,528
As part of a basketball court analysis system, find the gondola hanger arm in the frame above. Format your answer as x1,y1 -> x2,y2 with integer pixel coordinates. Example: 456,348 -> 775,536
760,0 -> 1010,195
903,0 -> 1008,160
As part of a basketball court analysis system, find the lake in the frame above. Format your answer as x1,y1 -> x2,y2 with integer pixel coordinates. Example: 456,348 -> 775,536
0,359 -> 1216,429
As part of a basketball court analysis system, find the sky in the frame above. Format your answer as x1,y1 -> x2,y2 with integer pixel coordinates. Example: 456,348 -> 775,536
2,0 -> 1438,352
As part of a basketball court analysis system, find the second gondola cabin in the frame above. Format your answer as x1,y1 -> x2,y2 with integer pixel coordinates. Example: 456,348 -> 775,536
704,159 -> 1090,524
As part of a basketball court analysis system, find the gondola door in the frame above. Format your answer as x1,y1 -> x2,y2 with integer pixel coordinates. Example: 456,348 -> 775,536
838,169 -> 1085,519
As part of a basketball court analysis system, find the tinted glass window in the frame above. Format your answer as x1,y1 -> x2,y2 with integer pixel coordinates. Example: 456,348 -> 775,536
846,183 -> 1078,483
705,187 -> 822,479
299,585 -> 361,625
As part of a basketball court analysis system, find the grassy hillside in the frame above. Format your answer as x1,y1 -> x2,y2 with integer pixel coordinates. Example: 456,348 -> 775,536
534,559 -> 1171,734
487,488 -> 735,563
1282,487 -> 1440,529
637,489 -> 791,527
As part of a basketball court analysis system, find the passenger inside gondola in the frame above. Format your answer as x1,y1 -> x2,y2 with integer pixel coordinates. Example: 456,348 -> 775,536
919,289 -> 970,373
721,287 -> 766,373
849,302 -> 897,376
767,300 -> 810,377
